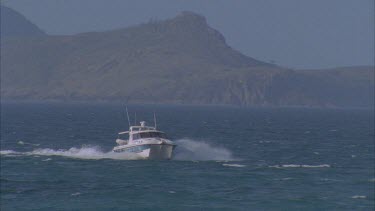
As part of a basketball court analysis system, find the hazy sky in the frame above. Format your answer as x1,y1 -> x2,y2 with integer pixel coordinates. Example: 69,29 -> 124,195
3,0 -> 374,69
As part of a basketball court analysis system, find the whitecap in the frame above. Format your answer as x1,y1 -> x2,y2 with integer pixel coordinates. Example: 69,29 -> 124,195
351,195 -> 366,199
320,178 -> 341,182
273,177 -> 294,181
269,164 -> 330,168
282,164 -> 301,168
301,164 -> 330,168
17,141 -> 40,146
281,177 -> 293,180
71,192 -> 81,196
42,158 -> 52,161
0,150 -> 18,155
222,163 -> 246,168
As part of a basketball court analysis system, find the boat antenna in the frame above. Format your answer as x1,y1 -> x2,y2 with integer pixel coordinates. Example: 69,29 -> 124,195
134,112 -> 137,126
125,105 -> 131,127
153,111 -> 157,129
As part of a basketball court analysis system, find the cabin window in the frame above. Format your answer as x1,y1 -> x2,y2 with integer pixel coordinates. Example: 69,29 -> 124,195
140,133 -> 151,138
134,132 -> 167,139
132,133 -> 141,140
118,134 -> 129,140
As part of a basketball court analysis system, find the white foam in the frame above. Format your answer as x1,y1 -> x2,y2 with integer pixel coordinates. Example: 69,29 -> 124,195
222,164 -> 246,168
320,178 -> 341,182
1,139 -> 235,161
173,139 -> 235,161
0,150 -> 18,155
301,164 -> 330,168
269,164 -> 331,168
71,192 -> 81,196
1,146 -> 142,160
17,141 -> 40,146
282,164 -> 301,168
273,177 -> 294,181
42,158 -> 52,161
281,177 -> 293,180
351,195 -> 366,199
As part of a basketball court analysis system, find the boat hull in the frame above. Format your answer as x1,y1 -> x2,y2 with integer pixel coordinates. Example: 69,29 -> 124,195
113,144 -> 176,160
148,144 -> 175,160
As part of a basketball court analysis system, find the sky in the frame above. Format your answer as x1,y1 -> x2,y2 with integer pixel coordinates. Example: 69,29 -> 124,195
2,0 -> 374,69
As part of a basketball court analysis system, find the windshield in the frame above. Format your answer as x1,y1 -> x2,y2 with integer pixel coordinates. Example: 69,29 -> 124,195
118,134 -> 129,140
133,132 -> 167,140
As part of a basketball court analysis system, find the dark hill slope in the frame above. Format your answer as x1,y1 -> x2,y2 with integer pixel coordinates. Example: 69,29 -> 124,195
0,5 -> 46,38
1,11 -> 373,107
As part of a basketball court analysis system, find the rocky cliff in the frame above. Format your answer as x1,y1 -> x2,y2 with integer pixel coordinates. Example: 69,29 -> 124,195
1,10 -> 373,107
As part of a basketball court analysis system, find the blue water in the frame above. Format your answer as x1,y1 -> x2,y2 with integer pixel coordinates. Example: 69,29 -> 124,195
1,102 -> 374,210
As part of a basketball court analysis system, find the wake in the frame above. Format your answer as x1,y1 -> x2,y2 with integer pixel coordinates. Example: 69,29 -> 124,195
0,146 -> 142,160
0,139 -> 235,161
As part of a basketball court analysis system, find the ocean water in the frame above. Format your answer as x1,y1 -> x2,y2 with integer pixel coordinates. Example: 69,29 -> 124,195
1,102 -> 374,210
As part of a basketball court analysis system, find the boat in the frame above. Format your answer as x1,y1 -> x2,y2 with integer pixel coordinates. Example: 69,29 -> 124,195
113,113 -> 176,159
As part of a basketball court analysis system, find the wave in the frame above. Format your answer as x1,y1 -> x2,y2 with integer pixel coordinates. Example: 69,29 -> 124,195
222,163 -> 246,168
0,146 -> 142,160
173,139 -> 235,161
1,139 -> 235,161
0,150 -> 19,155
71,192 -> 81,196
351,195 -> 366,199
17,141 -> 40,146
269,164 -> 331,168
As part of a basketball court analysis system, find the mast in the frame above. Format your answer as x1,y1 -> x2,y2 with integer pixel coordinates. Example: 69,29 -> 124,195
134,112 -> 137,126
125,106 -> 131,127
154,112 -> 157,129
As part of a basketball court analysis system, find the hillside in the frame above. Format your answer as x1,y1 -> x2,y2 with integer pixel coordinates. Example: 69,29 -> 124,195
0,5 -> 46,38
1,11 -> 374,107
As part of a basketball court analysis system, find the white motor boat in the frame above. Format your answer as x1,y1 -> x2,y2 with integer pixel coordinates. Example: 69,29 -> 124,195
113,120 -> 176,160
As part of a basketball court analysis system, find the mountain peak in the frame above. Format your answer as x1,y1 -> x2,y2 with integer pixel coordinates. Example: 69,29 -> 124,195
176,11 -> 206,22
0,5 -> 46,38
1,8 -> 373,107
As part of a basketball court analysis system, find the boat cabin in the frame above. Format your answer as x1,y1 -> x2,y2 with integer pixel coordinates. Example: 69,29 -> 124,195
117,121 -> 167,141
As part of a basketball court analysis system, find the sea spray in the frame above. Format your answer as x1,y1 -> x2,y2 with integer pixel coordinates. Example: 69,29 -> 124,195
1,146 -> 142,160
1,139 -> 235,161
173,139 -> 235,161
